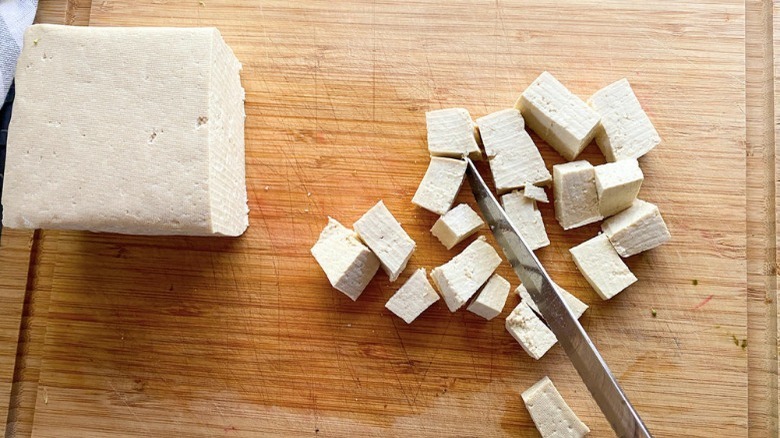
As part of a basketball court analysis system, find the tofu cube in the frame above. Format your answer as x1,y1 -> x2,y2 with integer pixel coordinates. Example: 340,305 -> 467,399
505,302 -> 557,360
431,236 -> 502,312
594,158 -> 644,217
311,218 -> 381,300
353,201 -> 416,282
602,199 -> 671,257
467,274 -> 510,320
522,376 -> 590,438
569,234 -> 637,300
501,191 -> 549,251
515,71 -> 601,161
2,25 -> 248,235
553,161 -> 602,230
523,184 -> 549,203
385,268 -> 440,324
476,109 -> 551,193
430,203 -> 484,250
588,78 -> 661,162
426,108 -> 481,159
516,283 -> 588,320
412,157 -> 467,215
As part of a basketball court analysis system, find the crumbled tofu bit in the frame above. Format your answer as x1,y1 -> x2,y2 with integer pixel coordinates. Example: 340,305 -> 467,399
430,203 -> 484,250
516,283 -> 588,319
515,71 -> 601,161
467,274 -> 510,320
522,376 -> 590,438
588,78 -> 661,162
505,302 -> 557,360
385,268 -> 440,324
311,218 -> 381,301
476,108 -> 551,193
353,201 -> 416,282
430,236 -> 502,312
569,234 -> 637,300
601,199 -> 671,257
501,191 -> 550,251
523,184 -> 549,203
412,157 -> 467,215
594,158 -> 644,217
553,161 -> 602,230
426,108 -> 481,159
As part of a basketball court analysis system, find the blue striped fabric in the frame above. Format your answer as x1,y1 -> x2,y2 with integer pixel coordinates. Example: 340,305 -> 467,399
0,82 -> 13,237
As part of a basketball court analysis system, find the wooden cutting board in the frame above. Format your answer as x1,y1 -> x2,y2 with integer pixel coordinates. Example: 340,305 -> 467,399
0,0 -> 776,436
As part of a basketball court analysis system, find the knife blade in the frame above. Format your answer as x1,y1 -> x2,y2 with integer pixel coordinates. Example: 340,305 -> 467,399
464,158 -> 652,438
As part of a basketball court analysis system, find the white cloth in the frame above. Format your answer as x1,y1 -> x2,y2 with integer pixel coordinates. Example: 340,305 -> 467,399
0,0 -> 38,100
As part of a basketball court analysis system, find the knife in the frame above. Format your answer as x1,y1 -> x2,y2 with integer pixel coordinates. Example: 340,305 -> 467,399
465,158 -> 652,438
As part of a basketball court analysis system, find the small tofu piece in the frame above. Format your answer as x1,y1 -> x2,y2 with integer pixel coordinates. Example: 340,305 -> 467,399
602,199 -> 671,257
515,71 -> 601,161
311,218 -> 381,300
353,201 -> 416,282
553,161 -> 602,230
588,78 -> 661,162
502,191 -> 549,251
385,268 -> 440,324
476,109 -> 552,193
431,236 -> 502,312
426,108 -> 481,159
516,283 -> 588,319
523,184 -> 549,203
412,157 -> 467,215
505,302 -> 557,360
570,234 -> 637,300
467,274 -> 510,320
430,203 -> 484,250
522,376 -> 590,438
594,158 -> 644,217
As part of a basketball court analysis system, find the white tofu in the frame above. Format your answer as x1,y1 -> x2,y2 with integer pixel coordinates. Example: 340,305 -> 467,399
569,234 -> 637,300
588,78 -> 661,162
523,184 -> 549,203
594,159 -> 644,217
522,376 -> 590,438
553,161 -> 602,230
476,109 -> 551,193
467,274 -> 510,320
385,268 -> 440,324
412,157 -> 467,215
430,203 -> 484,250
311,218 -> 381,300
602,199 -> 671,257
2,25 -> 248,236
426,108 -> 481,159
515,71 -> 601,161
353,201 -> 416,282
516,283 -> 588,319
430,236 -> 502,312
501,191 -> 549,251
505,302 -> 557,360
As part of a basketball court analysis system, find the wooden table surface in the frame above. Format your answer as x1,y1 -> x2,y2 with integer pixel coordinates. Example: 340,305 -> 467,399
0,0 -> 777,436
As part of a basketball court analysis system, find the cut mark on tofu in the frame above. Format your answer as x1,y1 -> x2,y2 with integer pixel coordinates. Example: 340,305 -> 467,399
516,283 -> 588,320
467,274 -> 510,320
501,191 -> 549,251
412,157 -> 467,216
430,203 -> 484,250
353,201 -> 416,282
570,233 -> 637,300
601,199 -> 671,257
521,376 -> 590,438
553,160 -> 602,230
430,236 -> 502,312
505,302 -> 557,360
594,158 -> 643,217
385,268 -> 440,324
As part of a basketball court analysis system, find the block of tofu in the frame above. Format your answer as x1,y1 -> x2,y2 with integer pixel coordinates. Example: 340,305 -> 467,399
570,234 -> 637,300
501,191 -> 549,251
476,109 -> 551,193
594,159 -> 644,217
430,203 -> 484,250
426,108 -> 481,159
522,376 -> 590,438
515,71 -> 601,161
412,157 -> 467,215
467,274 -> 510,320
431,236 -> 502,312
385,268 -> 440,324
553,161 -> 602,230
311,218 -> 381,300
588,78 -> 661,162
523,184 -> 549,203
505,302 -> 557,360
353,201 -> 416,282
602,199 -> 671,257
1,25 -> 248,236
516,283 -> 588,320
